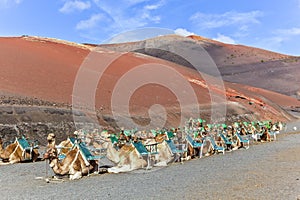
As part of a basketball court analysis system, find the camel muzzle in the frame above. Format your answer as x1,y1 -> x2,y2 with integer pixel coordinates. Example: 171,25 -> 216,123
43,152 -> 50,159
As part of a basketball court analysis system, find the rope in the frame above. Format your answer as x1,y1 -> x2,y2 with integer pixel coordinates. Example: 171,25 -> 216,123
45,158 -> 48,177
45,157 -> 50,183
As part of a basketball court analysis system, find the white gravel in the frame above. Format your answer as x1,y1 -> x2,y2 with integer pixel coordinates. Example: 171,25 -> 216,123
1,132 -> 300,200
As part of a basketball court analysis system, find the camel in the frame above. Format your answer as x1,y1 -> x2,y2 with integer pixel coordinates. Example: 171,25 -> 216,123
277,122 -> 284,131
186,132 -> 215,158
144,134 -> 174,166
44,133 -> 94,180
247,124 -> 259,141
260,128 -> 271,142
91,132 -> 171,173
0,137 -> 39,165
55,129 -> 103,157
56,137 -> 75,156
272,122 -> 284,132
186,139 -> 207,158
0,138 -> 19,164
105,142 -> 147,173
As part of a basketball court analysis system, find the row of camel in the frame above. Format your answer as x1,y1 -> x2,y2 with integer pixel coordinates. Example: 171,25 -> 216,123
0,124 -> 281,180
0,132 -> 211,180
44,132 -> 178,179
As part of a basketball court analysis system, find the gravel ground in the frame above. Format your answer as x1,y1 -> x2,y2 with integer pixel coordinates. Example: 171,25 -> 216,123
1,132 -> 300,200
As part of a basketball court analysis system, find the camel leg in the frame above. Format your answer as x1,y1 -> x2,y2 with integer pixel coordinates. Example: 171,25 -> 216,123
9,159 -> 20,164
0,161 -> 11,165
69,171 -> 82,180
9,153 -> 21,164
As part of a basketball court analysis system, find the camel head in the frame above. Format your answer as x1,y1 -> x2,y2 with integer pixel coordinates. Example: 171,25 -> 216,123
45,133 -> 58,161
155,133 -> 167,143
47,133 -> 56,148
47,133 -> 55,142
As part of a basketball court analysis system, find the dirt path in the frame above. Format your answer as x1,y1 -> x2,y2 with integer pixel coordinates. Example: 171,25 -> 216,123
1,132 -> 300,200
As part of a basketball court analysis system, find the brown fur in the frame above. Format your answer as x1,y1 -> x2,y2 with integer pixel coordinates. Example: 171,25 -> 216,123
144,138 -> 173,164
0,138 -> 17,161
0,138 -> 39,164
106,142 -> 147,173
45,133 -> 93,180
187,139 -> 212,158
260,129 -> 271,142
155,134 -> 168,143
57,139 -> 74,155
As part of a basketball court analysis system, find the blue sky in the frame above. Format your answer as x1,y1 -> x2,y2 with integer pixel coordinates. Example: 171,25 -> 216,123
0,0 -> 300,55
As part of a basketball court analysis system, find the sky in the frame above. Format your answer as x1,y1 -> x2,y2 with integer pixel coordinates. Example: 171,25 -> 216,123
0,0 -> 300,55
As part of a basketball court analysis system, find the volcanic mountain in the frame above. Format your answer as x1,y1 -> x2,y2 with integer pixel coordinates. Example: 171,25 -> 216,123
100,34 -> 300,97
0,35 -> 299,142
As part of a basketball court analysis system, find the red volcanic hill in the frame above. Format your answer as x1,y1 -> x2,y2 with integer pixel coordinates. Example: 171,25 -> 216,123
0,35 -> 299,132
101,34 -> 300,97
187,35 -> 300,97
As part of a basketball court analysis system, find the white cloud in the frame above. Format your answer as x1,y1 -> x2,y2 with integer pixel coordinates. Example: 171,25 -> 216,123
213,33 -> 236,44
251,36 -> 286,54
76,14 -> 104,30
0,0 -> 22,4
144,4 -> 159,10
60,0 -> 91,14
276,27 -> 300,36
106,28 -> 173,43
267,37 -> 285,45
239,25 -> 249,32
141,12 -> 161,23
89,0 -> 163,33
144,0 -> 164,10
127,0 -> 149,5
259,27 -> 300,52
174,28 -> 195,36
74,0 -> 166,42
252,27 -> 300,54
190,11 -> 263,29
0,0 -> 23,8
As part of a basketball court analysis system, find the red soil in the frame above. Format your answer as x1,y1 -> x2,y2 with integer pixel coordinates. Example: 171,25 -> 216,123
0,36 -> 89,103
0,36 -> 297,127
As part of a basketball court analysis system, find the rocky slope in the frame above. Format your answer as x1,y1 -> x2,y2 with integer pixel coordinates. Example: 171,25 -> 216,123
0,35 -> 299,142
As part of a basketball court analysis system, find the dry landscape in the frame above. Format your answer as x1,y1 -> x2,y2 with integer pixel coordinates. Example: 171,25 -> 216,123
0,34 -> 299,199
0,35 -> 299,142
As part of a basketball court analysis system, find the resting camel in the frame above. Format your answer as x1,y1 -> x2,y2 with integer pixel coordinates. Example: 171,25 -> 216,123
271,122 -> 284,133
55,129 -> 103,157
56,137 -> 75,156
93,131 -> 177,172
105,142 -> 147,173
260,128 -> 271,142
87,131 -> 148,173
144,133 -> 174,166
276,122 -> 284,131
0,137 -> 39,165
186,134 -> 213,158
100,131 -> 173,172
44,133 -> 94,180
